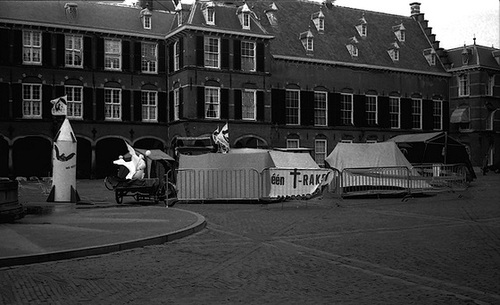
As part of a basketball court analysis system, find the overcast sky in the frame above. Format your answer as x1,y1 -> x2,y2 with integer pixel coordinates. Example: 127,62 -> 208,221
324,0 -> 500,49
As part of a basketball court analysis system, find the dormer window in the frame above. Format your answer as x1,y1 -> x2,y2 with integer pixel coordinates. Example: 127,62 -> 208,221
388,41 -> 400,62
355,16 -> 367,37
300,30 -> 314,52
265,3 -> 278,26
237,3 -> 251,30
140,8 -> 152,30
175,2 -> 183,27
203,2 -> 215,26
462,47 -> 472,65
311,10 -> 325,33
393,23 -> 406,42
423,48 -> 436,66
346,37 -> 358,57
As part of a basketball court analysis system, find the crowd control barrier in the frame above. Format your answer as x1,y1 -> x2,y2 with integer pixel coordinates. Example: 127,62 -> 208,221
324,163 -> 469,198
176,168 -> 263,201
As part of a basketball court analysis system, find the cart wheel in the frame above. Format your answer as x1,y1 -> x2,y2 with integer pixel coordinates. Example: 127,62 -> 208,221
115,191 -> 123,204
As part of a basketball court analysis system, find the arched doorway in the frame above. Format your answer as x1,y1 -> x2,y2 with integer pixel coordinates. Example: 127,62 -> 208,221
233,136 -> 268,149
0,137 -> 9,177
134,138 -> 164,150
95,138 -> 128,179
13,136 -> 52,178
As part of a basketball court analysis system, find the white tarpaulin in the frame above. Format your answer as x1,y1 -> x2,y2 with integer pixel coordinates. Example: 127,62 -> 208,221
177,149 -> 333,201
325,142 -> 429,189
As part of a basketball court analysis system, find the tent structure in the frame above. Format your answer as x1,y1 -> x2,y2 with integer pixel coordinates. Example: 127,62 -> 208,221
325,142 -> 413,171
176,149 -> 331,201
324,142 -> 430,192
387,132 -> 476,180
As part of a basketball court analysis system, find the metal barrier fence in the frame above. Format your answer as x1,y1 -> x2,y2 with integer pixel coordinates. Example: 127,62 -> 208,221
176,164 -> 469,202
411,163 -> 469,192
325,163 -> 469,198
176,168 -> 263,201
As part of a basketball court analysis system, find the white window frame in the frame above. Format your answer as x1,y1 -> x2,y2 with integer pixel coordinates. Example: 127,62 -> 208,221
65,34 -> 83,68
314,91 -> 327,126
141,42 -> 157,74
285,89 -> 300,125
366,95 -> 378,125
340,93 -> 353,125
389,97 -> 400,129
204,36 -> 220,69
347,44 -> 358,57
306,37 -> 314,51
411,98 -> 422,129
22,83 -> 42,118
433,100 -> 443,130
177,11 -> 183,27
286,139 -> 299,149
104,88 -> 122,121
315,139 -> 327,166
65,85 -> 83,119
205,86 -> 220,119
241,41 -> 256,72
458,74 -> 469,97
204,7 -> 215,25
486,75 -> 494,96
174,40 -> 180,71
242,89 -> 256,120
141,90 -> 158,122
173,88 -> 180,121
143,15 -> 151,29
104,39 -> 122,71
23,30 -> 42,65
242,13 -> 250,30
486,109 -> 498,131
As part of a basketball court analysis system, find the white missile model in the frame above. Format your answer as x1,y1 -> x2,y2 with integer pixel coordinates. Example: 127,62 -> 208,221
47,118 -> 80,202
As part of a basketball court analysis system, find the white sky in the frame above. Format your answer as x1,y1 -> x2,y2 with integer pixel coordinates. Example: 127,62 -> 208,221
180,0 -> 499,49
325,0 -> 500,49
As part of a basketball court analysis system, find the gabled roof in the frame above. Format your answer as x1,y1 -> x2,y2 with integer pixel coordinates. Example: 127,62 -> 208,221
248,0 -> 447,74
0,1 -> 175,38
446,44 -> 500,71
172,1 -> 271,38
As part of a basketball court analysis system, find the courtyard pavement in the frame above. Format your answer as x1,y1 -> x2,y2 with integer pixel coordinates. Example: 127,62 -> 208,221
0,173 -> 499,304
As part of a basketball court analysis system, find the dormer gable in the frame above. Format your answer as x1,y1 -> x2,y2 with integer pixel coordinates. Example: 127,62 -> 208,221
237,3 -> 251,30
423,48 -> 436,66
355,15 -> 367,38
311,10 -> 325,33
387,41 -> 400,62
299,29 -> 314,52
393,23 -> 406,42
175,2 -> 183,27
140,7 -> 152,30
202,1 -> 215,26
346,37 -> 359,57
462,46 -> 473,65
265,2 -> 278,26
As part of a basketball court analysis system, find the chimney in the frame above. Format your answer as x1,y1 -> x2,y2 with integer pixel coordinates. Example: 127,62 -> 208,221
410,2 -> 421,15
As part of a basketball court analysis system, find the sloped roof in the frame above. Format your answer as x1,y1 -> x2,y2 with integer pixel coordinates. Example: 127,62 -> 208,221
325,142 -> 413,171
0,1 -> 175,38
248,0 -> 446,73
176,1 -> 270,37
446,44 -> 500,71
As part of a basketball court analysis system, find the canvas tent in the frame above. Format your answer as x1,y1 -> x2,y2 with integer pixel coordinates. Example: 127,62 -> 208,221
324,142 -> 430,192
176,149 -> 332,201
387,132 -> 476,180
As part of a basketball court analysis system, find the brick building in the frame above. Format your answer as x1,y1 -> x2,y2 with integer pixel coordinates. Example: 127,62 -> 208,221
0,0 -> 498,179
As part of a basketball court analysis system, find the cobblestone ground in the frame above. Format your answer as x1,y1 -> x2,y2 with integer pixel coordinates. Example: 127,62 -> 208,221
1,175 -> 500,304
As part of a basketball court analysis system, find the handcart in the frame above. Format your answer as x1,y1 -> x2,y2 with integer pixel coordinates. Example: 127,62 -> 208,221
105,148 -> 178,207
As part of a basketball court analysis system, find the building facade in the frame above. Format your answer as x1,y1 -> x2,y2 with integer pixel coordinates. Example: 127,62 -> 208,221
0,0 -> 498,179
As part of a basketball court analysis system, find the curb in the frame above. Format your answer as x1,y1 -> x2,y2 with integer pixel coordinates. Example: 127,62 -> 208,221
0,209 -> 206,268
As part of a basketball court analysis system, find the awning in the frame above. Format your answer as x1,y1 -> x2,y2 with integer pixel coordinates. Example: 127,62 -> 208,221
450,108 -> 470,123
